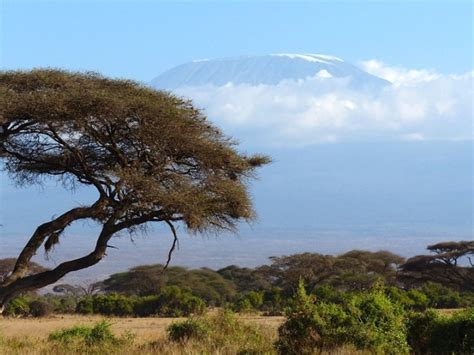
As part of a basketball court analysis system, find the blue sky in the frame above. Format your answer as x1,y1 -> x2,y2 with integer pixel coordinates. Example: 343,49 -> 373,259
1,1 -> 472,82
0,1 -> 472,269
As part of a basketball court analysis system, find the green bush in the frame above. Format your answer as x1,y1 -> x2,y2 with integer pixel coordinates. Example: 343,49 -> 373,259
233,291 -> 264,313
421,282 -> 463,308
92,294 -> 135,316
168,318 -> 210,342
28,299 -> 53,317
350,290 -> 409,354
49,320 -> 134,346
153,286 -> 206,317
312,284 -> 348,305
76,297 -> 94,314
133,295 -> 161,317
406,309 -> 441,353
262,287 -> 285,315
49,324 -> 93,344
4,297 -> 30,317
275,279 -> 327,354
407,289 -> 430,311
166,310 -> 273,353
407,308 -> 474,354
55,296 -> 78,314
276,280 -> 409,355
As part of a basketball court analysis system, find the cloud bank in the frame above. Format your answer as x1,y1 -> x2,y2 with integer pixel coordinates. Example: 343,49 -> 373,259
174,61 -> 473,146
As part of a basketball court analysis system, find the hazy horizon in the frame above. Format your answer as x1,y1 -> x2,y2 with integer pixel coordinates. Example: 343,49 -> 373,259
1,1 -> 472,284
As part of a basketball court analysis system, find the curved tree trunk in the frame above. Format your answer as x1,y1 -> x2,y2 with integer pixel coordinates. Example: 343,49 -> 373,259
0,218 -> 116,314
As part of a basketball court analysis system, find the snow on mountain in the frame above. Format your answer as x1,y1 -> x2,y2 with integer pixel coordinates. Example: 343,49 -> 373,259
150,54 -> 389,89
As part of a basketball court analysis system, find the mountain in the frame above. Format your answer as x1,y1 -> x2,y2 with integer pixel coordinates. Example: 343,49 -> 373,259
150,54 -> 389,89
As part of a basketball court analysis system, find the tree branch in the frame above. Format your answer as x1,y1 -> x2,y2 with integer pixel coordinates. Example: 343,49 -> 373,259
163,220 -> 179,271
0,198 -> 107,286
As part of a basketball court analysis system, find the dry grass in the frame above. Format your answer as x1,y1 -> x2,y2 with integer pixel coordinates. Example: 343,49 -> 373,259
0,313 -> 284,344
0,312 -> 285,355
0,313 -> 386,354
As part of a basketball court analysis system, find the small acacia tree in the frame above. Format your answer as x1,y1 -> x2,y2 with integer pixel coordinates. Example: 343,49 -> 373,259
0,69 -> 269,312
399,241 -> 474,291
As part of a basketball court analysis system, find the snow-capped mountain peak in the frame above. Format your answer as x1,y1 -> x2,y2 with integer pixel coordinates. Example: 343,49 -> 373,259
150,54 -> 388,90
271,53 -> 344,64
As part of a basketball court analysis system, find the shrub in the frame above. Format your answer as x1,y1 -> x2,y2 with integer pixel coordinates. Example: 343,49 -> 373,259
407,307 -> 474,354
92,294 -> 135,316
76,297 -> 94,314
166,310 -> 274,353
406,309 -> 441,353
49,324 -> 93,344
312,284 -> 348,304
276,280 -> 409,355
4,297 -> 30,317
421,282 -> 463,308
45,295 -> 78,314
275,279 -> 324,354
350,290 -> 409,354
154,286 -> 206,317
262,287 -> 285,315
133,295 -> 161,317
233,291 -> 264,313
28,299 -> 53,317
168,318 -> 210,342
49,320 -> 134,346
406,289 -> 430,311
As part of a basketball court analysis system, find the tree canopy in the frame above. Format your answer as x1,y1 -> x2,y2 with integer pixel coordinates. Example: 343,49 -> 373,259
0,69 -> 269,311
399,241 -> 474,291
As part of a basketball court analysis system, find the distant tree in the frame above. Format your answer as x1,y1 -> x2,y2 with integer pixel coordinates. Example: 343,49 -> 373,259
331,250 -> 404,291
399,241 -> 474,291
0,69 -> 269,312
98,264 -> 236,305
0,258 -> 47,282
217,265 -> 273,292
259,250 -> 404,293
53,282 -> 101,297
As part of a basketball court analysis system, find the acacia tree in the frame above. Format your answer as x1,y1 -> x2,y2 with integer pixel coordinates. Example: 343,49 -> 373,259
399,241 -> 474,291
0,69 -> 269,312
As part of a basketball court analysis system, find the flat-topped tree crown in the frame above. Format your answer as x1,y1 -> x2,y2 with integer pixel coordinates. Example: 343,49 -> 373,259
0,69 -> 269,311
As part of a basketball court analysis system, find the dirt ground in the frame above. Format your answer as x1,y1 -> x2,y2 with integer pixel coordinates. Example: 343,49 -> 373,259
0,313 -> 284,344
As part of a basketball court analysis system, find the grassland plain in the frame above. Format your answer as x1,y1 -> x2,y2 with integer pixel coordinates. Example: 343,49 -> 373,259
0,313 -> 284,343
0,309 -> 463,354
0,313 -> 288,355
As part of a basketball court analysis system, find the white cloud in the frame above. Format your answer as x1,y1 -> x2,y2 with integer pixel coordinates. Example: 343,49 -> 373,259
174,62 -> 473,146
360,60 -> 441,86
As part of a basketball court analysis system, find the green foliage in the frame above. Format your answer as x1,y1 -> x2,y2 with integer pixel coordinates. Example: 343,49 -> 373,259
168,318 -> 210,342
276,279 -> 409,355
166,310 -> 274,354
312,284 -> 348,304
405,309 -> 441,353
54,296 -> 78,314
92,294 -> 135,316
99,265 -> 236,306
4,296 -> 30,317
48,320 -> 134,347
233,291 -> 264,313
49,324 -> 94,343
76,297 -> 94,314
276,279 -> 349,354
421,281 -> 464,308
155,286 -> 206,317
28,299 -> 53,317
262,287 -> 286,315
349,288 -> 409,354
407,307 -> 474,354
72,287 -> 206,317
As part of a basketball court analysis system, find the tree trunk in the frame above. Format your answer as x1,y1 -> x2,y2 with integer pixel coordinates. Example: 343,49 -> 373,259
0,220 -> 116,314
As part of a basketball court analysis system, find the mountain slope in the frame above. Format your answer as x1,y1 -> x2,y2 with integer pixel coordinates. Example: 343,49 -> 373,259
150,54 -> 389,89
